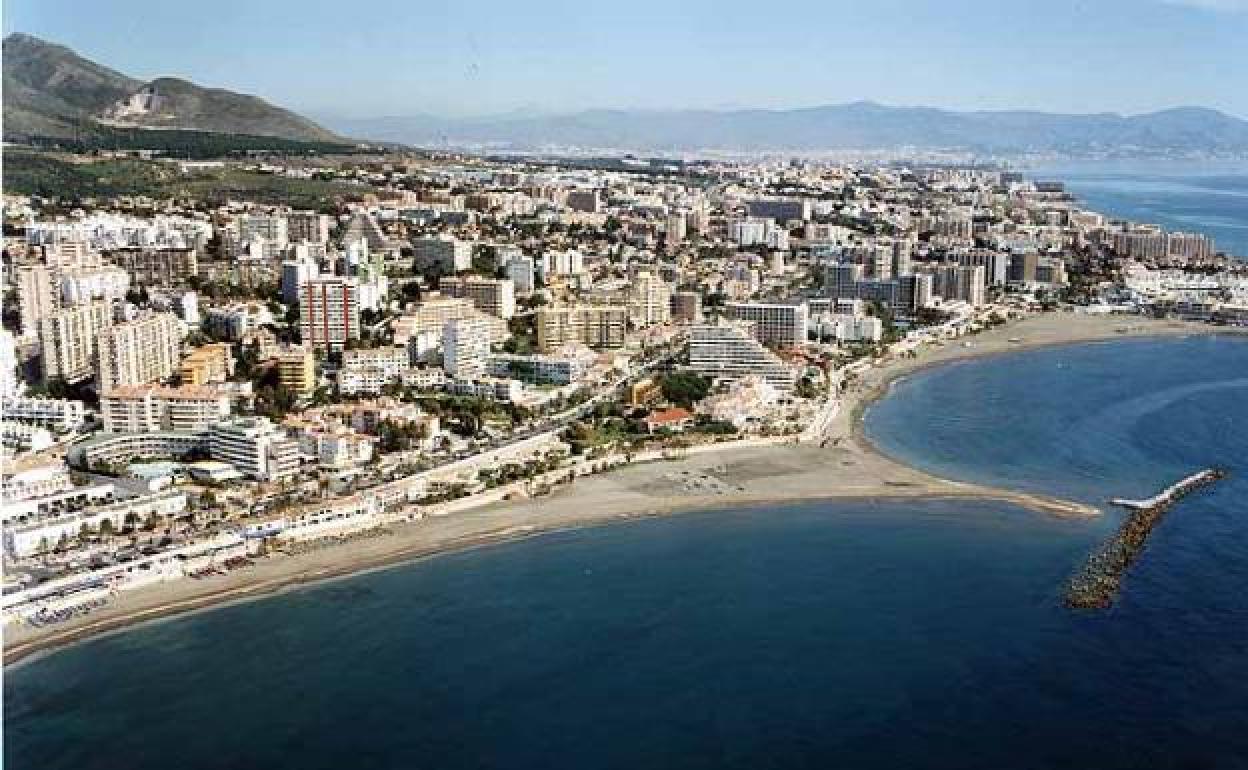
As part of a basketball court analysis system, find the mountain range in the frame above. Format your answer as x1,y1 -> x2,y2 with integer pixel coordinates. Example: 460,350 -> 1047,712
323,103 -> 1248,155
3,33 -> 338,143
5,32 -> 1248,157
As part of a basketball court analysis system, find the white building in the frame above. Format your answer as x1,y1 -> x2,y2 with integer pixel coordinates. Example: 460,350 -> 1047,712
4,396 -> 87,432
101,385 -> 233,434
38,301 -> 114,384
443,316 -> 494,379
209,417 -> 300,482
97,313 -> 182,391
689,320 -> 797,391
725,302 -> 809,348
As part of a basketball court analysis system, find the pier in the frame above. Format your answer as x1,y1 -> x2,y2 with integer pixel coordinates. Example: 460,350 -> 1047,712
1065,468 -> 1227,610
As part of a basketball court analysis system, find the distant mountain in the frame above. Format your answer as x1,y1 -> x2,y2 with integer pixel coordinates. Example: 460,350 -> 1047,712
3,33 -> 339,143
325,101 -> 1248,156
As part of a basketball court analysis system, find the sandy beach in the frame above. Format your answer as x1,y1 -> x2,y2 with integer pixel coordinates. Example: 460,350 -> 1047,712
3,312 -> 1218,666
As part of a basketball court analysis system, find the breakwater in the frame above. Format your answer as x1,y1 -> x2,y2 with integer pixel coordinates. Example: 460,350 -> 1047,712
1066,468 -> 1227,609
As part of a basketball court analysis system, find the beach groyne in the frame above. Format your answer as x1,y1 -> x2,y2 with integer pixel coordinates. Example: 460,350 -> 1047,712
1066,468 -> 1226,609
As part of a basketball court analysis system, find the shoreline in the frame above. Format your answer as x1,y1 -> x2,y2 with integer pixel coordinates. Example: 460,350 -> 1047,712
3,313 -> 1229,667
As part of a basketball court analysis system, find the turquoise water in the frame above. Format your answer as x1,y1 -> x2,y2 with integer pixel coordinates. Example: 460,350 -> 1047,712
7,336 -> 1248,769
1030,162 -> 1248,258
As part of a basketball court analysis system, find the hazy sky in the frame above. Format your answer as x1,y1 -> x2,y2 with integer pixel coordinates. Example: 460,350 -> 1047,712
6,0 -> 1248,119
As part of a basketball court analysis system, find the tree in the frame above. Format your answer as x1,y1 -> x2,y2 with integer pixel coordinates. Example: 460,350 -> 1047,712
660,372 -> 711,408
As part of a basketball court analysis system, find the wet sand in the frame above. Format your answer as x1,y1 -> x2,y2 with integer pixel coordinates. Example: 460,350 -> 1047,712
4,313 -> 1216,666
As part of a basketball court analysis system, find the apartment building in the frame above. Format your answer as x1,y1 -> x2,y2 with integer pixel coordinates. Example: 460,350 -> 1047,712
209,417 -> 300,482
101,385 -> 233,433
669,291 -> 703,323
442,275 -> 516,319
38,301 -> 113,384
3,397 -> 87,433
276,350 -> 317,398
179,343 -> 235,385
16,265 -> 60,336
688,321 -> 797,392
917,263 -> 987,306
107,247 -> 199,286
725,302 -> 809,348
628,271 -> 672,328
97,313 -> 182,391
300,277 -> 361,352
412,235 -> 473,273
535,304 -> 628,352
443,316 -> 494,379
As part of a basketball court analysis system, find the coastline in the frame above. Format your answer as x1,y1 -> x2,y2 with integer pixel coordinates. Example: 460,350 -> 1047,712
3,312 -> 1224,667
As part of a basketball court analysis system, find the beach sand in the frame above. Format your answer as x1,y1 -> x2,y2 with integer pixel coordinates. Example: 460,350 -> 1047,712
3,313 -> 1214,665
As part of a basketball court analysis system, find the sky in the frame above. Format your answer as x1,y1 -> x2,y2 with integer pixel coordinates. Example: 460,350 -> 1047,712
5,0 -> 1248,120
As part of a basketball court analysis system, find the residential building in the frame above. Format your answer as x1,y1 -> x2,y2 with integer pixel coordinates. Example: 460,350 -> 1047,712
670,291 -> 702,323
300,277 -> 360,352
97,313 -> 182,391
179,343 -> 235,385
628,271 -> 672,328
726,302 -> 809,348
17,265 -> 60,335
506,254 -> 537,295
341,210 -> 392,253
38,301 -> 113,384
281,256 -> 320,305
101,385 -> 233,434
443,316 -> 494,379
276,350 -> 317,398
3,397 -> 87,432
689,321 -> 796,392
107,247 -> 199,286
209,417 -> 300,482
287,210 -> 332,244
412,235 -> 473,273
535,304 -> 628,352
442,275 -> 516,319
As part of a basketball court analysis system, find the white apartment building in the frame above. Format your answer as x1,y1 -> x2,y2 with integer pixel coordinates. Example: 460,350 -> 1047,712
97,313 -> 182,391
4,490 -> 188,559
689,321 -> 797,392
17,265 -> 60,337
918,263 -> 987,307
488,346 -> 596,385
60,266 -> 130,305
628,271 -> 672,328
101,385 -> 232,434
443,316 -> 494,379
209,417 -> 300,482
300,277 -> 361,352
725,302 -> 809,348
3,397 -> 87,432
38,301 -> 113,384
281,256 -> 320,305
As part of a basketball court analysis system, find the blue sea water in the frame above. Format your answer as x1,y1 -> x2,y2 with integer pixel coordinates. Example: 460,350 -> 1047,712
7,336 -> 1248,769
1029,161 -> 1248,258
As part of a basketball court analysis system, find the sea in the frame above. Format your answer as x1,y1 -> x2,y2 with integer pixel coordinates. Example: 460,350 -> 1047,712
7,335 -> 1248,769
1026,160 -> 1248,259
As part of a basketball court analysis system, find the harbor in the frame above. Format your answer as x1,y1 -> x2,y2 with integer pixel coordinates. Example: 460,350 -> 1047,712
1066,468 -> 1227,609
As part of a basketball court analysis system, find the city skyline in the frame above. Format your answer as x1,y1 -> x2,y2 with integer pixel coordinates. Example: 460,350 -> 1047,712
5,0 -> 1248,121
